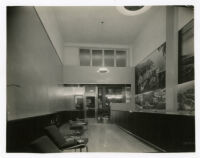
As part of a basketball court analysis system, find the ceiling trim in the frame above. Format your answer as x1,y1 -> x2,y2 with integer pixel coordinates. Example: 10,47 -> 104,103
64,42 -> 131,49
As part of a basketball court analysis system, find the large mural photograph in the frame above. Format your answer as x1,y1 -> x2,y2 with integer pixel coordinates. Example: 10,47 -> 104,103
178,20 -> 194,114
177,81 -> 194,113
178,20 -> 194,84
135,43 -> 166,94
135,89 -> 166,111
135,43 -> 166,111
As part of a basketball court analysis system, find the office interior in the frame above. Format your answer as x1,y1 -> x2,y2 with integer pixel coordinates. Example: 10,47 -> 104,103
6,6 -> 195,153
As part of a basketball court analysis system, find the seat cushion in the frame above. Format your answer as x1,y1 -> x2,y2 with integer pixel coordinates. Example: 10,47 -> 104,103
44,125 -> 67,149
61,139 -> 77,149
76,122 -> 88,126
30,136 -> 60,153
70,125 -> 84,130
77,138 -> 88,144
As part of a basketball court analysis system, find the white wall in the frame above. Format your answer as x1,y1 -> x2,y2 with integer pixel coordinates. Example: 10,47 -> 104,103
63,47 -> 80,66
7,7 -> 66,120
63,66 -> 132,84
35,7 -> 64,63
131,6 -> 194,67
62,43 -> 134,111
132,7 -> 167,67
178,7 -> 194,30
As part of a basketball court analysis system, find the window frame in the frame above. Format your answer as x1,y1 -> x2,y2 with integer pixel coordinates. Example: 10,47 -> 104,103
92,49 -> 103,66
79,47 -> 128,67
79,48 -> 91,66
115,49 -> 128,67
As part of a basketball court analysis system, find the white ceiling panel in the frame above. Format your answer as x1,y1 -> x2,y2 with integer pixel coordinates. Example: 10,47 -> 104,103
50,6 -> 165,45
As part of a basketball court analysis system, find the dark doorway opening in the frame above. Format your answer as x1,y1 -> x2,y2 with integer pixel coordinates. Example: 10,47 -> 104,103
86,96 -> 95,118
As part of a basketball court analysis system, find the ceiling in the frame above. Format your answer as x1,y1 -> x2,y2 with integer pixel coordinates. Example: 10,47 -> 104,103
52,6 -> 163,45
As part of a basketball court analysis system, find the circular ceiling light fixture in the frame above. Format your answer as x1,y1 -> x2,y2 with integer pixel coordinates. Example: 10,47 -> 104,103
116,6 -> 151,16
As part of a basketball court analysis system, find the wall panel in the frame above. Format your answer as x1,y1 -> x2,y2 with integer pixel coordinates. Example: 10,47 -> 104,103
111,110 -> 195,152
63,66 -> 132,84
7,7 -> 65,120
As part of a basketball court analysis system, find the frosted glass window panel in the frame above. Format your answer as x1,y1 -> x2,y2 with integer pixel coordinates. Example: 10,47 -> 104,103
104,50 -> 114,67
80,49 -> 90,66
92,50 -> 103,66
116,51 -> 127,67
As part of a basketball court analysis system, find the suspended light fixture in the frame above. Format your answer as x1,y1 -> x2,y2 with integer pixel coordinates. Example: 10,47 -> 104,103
96,20 -> 109,74
116,6 -> 151,16
97,67 -> 109,73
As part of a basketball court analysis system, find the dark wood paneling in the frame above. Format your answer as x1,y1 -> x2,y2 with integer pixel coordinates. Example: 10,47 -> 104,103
111,110 -> 195,152
6,110 -> 84,152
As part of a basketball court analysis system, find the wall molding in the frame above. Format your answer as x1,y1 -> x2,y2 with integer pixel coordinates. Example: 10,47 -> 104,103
64,42 -> 131,49
117,125 -> 166,152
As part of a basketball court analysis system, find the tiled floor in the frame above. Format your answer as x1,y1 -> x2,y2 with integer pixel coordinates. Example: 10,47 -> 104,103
85,119 -> 158,152
60,119 -> 158,152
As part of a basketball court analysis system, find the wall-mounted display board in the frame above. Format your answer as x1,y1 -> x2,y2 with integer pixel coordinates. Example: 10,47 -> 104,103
135,43 -> 166,111
178,20 -> 194,114
135,43 -> 166,94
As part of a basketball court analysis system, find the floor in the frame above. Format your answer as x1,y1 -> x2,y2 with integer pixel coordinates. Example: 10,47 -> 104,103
60,119 -> 158,152
85,121 -> 158,152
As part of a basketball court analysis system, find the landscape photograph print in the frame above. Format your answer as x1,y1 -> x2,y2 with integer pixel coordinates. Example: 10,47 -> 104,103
135,43 -> 166,95
177,20 -> 194,114
178,20 -> 194,84
177,81 -> 194,113
135,89 -> 166,111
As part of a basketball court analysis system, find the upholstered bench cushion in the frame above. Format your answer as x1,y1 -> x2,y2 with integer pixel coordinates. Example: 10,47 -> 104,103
61,139 -> 77,148
44,125 -> 69,149
77,138 -> 88,144
30,136 -> 60,153
70,125 -> 84,130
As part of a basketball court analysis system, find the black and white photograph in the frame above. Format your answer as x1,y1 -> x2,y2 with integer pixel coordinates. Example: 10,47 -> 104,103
178,19 -> 194,84
135,43 -> 166,94
135,88 -> 166,111
1,1 -> 200,158
177,80 -> 194,113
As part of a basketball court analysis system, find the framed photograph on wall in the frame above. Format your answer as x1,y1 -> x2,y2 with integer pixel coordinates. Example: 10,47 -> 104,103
135,43 -> 166,94
178,19 -> 194,84
178,19 -> 194,114
135,43 -> 166,111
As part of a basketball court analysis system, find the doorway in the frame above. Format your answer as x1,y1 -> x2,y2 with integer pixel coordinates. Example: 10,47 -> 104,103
97,86 -> 111,120
86,96 -> 96,118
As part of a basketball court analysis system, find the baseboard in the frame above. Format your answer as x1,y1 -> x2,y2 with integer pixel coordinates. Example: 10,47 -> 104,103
117,125 -> 166,152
